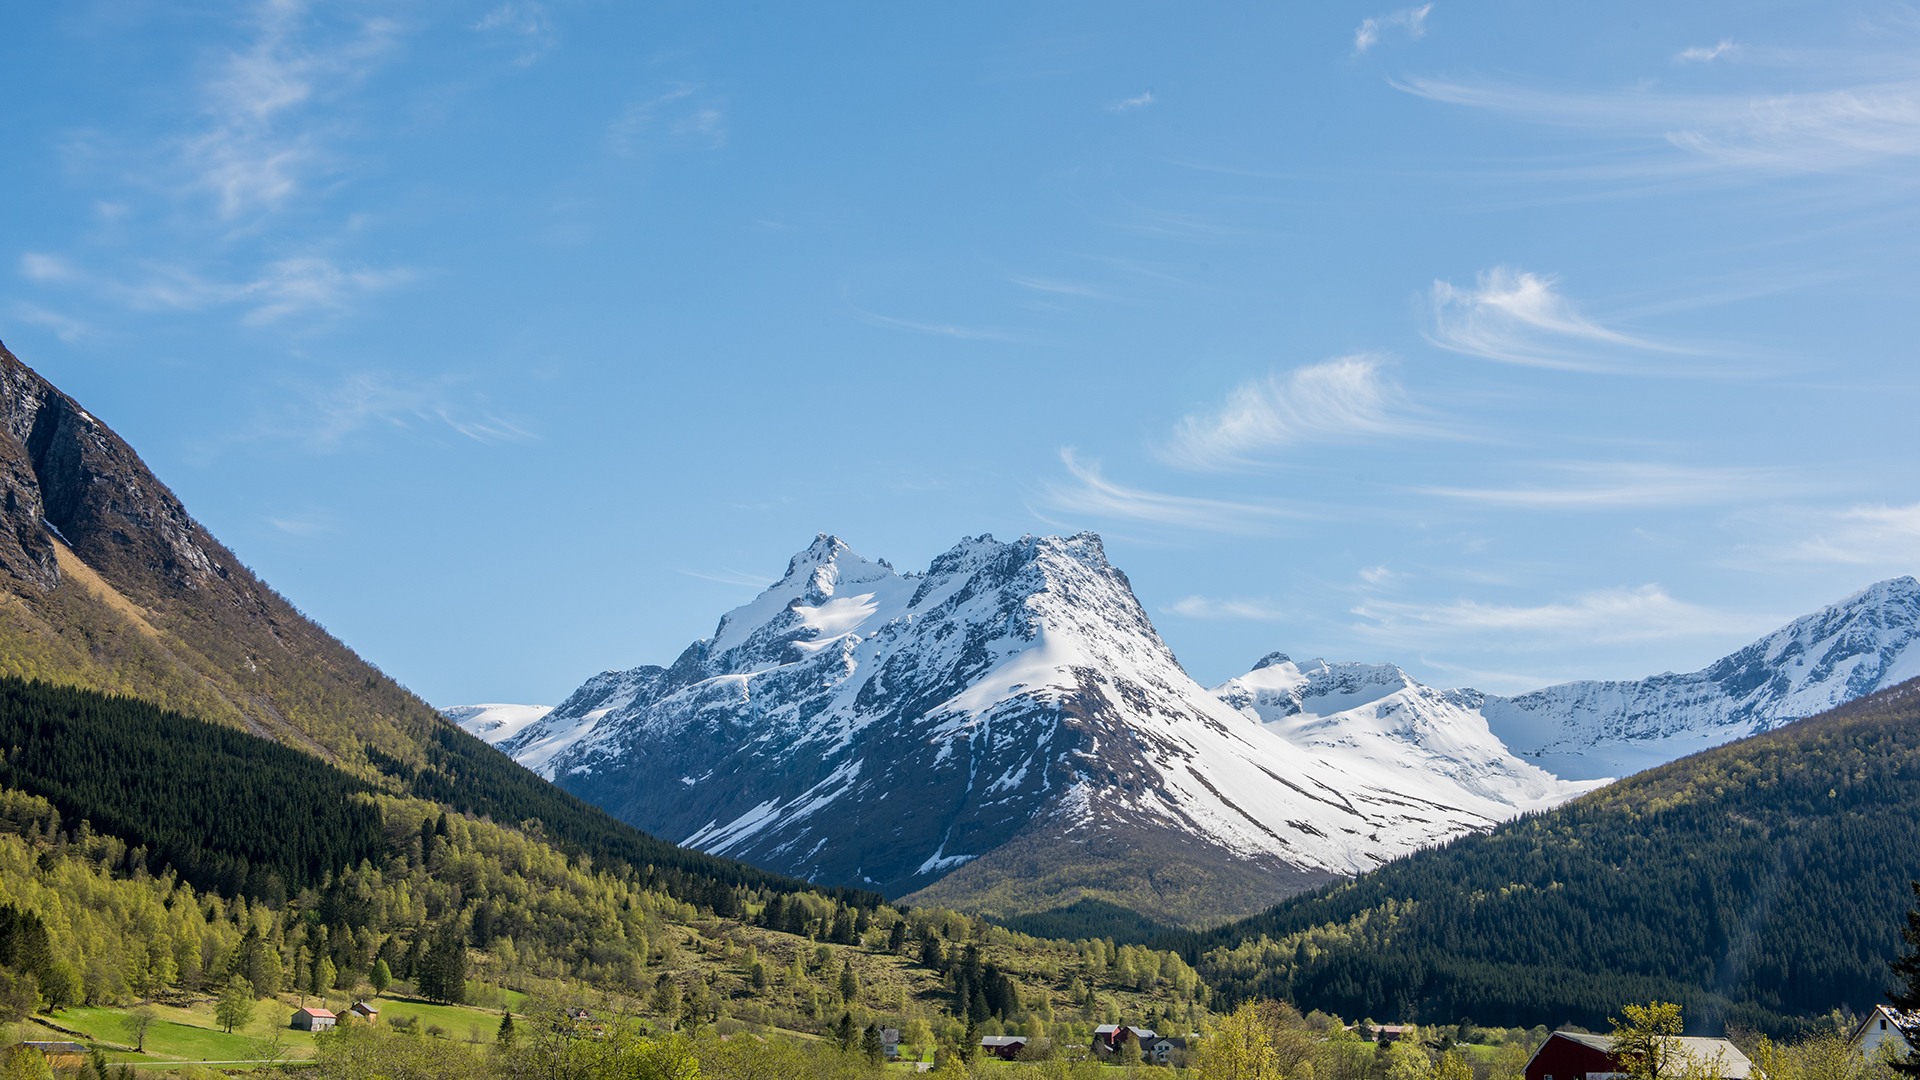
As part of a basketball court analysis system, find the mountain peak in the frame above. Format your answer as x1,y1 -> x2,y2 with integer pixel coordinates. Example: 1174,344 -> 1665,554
1252,651 -> 1293,671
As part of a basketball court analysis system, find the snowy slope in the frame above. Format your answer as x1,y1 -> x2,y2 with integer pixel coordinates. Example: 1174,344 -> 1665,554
1212,655 -> 1608,812
502,533 -> 1598,907
442,703 -> 554,746
1478,576 -> 1920,779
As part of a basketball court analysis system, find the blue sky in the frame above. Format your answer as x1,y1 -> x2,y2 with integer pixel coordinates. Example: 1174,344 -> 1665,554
6,1 -> 1920,706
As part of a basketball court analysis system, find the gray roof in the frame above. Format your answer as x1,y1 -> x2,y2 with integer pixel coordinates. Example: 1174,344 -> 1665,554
980,1037 -> 1027,1047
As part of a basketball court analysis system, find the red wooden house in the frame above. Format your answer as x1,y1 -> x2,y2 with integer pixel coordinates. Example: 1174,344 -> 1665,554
1525,1031 -> 1751,1080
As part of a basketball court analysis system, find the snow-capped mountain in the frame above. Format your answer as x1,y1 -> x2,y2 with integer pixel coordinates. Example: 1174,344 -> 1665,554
444,703 -> 553,745
497,532 -> 1595,922
1477,576 -> 1920,779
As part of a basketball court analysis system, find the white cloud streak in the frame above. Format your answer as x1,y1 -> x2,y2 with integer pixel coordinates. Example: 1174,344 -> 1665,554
1110,91 -> 1156,113
1355,4 -> 1431,54
183,0 -> 399,220
474,2 -> 558,66
1426,267 -> 1698,372
1163,596 -> 1287,621
851,306 -> 1034,343
1777,501 -> 1920,564
1008,275 -> 1112,300
678,568 -> 777,588
1417,461 -> 1805,509
1677,40 -> 1740,63
20,251 -> 411,325
1159,355 -> 1438,470
8,303 -> 93,342
1353,585 -> 1777,645
1037,448 -> 1289,533
1398,69 -> 1920,177
608,86 -> 728,156
274,372 -> 537,451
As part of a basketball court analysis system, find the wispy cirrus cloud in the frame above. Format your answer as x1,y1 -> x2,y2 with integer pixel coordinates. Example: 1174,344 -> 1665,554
850,306 -> 1035,343
678,568 -> 776,588
1354,4 -> 1431,54
1774,501 -> 1920,564
608,86 -> 728,156
474,2 -> 558,66
1110,91 -> 1156,113
8,302 -> 93,342
1008,275 -> 1113,301
1353,585 -> 1778,646
1163,595 -> 1286,621
1397,67 -> 1920,177
1426,267 -> 1701,372
266,371 -> 537,451
20,251 -> 411,325
1036,449 -> 1290,533
1677,40 -> 1741,63
1417,461 -> 1807,509
1159,355 -> 1441,471
182,0 -> 400,220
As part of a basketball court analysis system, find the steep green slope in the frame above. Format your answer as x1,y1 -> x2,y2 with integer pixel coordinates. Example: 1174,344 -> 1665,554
1159,678 -> 1920,1036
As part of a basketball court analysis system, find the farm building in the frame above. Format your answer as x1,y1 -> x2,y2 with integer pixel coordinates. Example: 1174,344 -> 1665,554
980,1036 -> 1027,1060
1525,1031 -> 1751,1080
350,1001 -> 380,1020
292,1007 -> 338,1031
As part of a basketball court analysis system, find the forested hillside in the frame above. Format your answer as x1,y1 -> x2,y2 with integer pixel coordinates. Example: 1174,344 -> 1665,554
1160,678 -> 1920,1036
0,674 -> 875,916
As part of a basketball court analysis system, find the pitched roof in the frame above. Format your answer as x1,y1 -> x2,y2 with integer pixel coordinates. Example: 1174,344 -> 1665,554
980,1037 -> 1028,1047
296,1007 -> 337,1018
1852,1005 -> 1918,1045
1544,1032 -> 1752,1079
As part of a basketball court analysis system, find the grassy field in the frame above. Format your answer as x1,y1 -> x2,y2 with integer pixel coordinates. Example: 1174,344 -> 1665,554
11,992 -> 530,1070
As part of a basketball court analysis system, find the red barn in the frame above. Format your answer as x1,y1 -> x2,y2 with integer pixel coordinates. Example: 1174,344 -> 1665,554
1526,1031 -> 1752,1080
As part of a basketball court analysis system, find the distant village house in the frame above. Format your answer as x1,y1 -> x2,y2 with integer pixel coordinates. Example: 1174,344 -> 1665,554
292,1007 -> 338,1032
1525,1031 -> 1751,1080
350,1001 -> 380,1021
1093,1025 -> 1157,1058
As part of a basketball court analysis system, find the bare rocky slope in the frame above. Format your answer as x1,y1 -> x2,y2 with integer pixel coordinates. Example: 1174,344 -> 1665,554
0,339 -> 448,766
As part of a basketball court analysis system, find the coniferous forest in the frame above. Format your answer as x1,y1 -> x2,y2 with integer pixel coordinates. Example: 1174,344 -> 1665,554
1160,680 -> 1920,1036
0,675 -> 867,913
